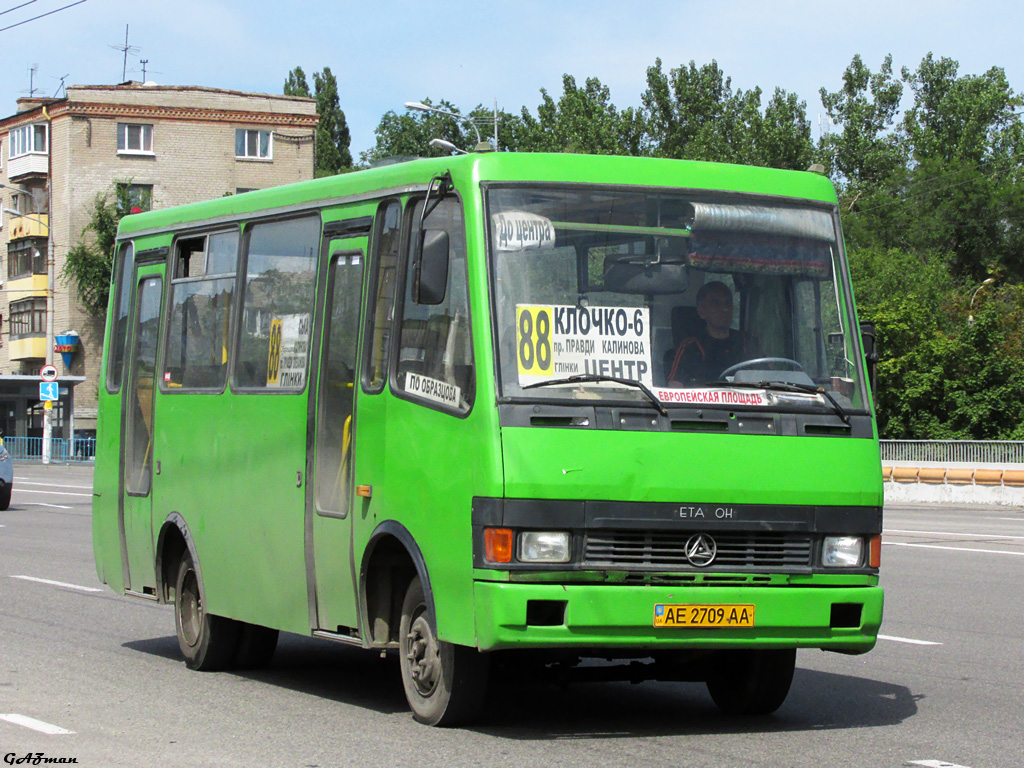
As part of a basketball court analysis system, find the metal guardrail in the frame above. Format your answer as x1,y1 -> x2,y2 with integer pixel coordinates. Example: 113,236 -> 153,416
4,436 -> 96,463
5,437 -> 1023,466
880,440 -> 1024,465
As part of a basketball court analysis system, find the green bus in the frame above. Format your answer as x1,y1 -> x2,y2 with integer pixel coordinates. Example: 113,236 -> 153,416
93,151 -> 883,726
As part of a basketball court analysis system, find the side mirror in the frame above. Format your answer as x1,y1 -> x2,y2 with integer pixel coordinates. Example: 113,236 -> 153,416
413,229 -> 449,305
859,320 -> 878,394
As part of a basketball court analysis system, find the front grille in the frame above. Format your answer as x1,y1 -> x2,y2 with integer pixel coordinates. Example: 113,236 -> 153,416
583,531 -> 813,570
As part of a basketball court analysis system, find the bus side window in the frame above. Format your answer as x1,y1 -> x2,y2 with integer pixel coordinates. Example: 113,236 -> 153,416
106,241 -> 136,393
394,197 -> 474,413
234,216 -> 320,390
363,200 -> 402,393
164,230 -> 238,390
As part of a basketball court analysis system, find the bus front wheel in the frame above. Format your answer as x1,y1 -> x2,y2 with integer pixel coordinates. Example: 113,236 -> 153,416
398,576 -> 488,726
174,553 -> 240,671
705,648 -> 796,715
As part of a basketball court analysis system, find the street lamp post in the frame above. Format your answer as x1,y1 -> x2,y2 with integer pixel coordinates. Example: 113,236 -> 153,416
968,278 -> 996,326
404,101 -> 494,153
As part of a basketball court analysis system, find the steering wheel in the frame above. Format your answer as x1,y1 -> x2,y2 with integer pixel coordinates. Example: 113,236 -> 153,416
719,357 -> 804,380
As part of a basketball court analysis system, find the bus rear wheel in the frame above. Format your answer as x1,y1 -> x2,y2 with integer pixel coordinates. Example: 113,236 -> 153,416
174,553 -> 240,671
705,648 -> 796,715
398,576 -> 488,726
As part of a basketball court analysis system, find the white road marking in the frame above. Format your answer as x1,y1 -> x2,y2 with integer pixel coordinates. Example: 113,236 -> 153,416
908,760 -> 972,768
884,542 -> 1024,557
28,503 -> 74,510
0,713 -> 75,735
885,528 -> 1024,541
13,488 -> 92,498
10,575 -> 102,592
18,481 -> 93,490
878,634 -> 942,646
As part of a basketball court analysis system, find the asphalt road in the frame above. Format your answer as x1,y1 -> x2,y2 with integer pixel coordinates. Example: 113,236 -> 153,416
2,463 -> 1022,767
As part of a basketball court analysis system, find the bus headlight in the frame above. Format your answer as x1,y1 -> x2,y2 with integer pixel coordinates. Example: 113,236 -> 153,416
518,532 -> 571,563
822,536 -> 864,567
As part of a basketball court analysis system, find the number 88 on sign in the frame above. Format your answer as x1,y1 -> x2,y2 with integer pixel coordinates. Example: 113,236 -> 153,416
516,305 -> 554,378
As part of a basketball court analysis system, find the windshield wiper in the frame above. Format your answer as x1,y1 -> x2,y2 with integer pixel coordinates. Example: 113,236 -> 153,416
522,374 -> 668,417
707,380 -> 850,424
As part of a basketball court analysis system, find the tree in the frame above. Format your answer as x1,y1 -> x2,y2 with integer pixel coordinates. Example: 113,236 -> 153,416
61,182 -> 146,317
897,54 -> 1024,281
312,67 -> 352,174
818,55 -> 906,188
284,66 -> 311,98
362,99 -> 504,163
518,74 -> 637,155
642,59 -> 813,169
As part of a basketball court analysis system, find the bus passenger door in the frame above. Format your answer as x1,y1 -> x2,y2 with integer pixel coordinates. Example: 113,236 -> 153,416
119,267 -> 164,594
309,239 -> 366,632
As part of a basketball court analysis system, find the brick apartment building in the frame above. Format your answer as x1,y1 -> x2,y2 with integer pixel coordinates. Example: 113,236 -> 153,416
0,83 -> 318,442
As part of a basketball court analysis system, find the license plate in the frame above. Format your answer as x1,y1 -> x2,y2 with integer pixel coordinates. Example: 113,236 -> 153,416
653,603 -> 755,628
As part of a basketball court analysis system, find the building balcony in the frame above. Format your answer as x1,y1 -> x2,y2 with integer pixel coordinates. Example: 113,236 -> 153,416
8,335 -> 47,361
6,153 -> 48,180
6,213 -> 48,240
6,275 -> 48,301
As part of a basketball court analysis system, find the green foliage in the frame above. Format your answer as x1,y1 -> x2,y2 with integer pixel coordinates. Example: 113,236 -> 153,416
284,66 -> 311,98
518,74 -> 637,155
312,67 -> 352,174
642,59 -> 814,169
61,182 -> 141,317
818,55 -> 906,187
362,99 -> 483,163
284,65 -> 352,175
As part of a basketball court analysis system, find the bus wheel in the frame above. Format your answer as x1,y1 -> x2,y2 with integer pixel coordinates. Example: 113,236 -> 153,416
234,623 -> 279,669
705,648 -> 796,715
398,576 -> 488,726
174,553 -> 240,671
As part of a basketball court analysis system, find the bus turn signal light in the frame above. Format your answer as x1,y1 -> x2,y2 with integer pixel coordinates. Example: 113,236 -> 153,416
484,528 -> 514,563
869,535 -> 882,568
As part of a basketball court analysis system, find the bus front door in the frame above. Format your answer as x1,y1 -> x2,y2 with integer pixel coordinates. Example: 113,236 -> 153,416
308,242 -> 365,633
119,268 -> 164,594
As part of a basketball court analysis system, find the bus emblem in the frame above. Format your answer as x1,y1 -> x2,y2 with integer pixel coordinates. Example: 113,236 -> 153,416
685,534 -> 717,567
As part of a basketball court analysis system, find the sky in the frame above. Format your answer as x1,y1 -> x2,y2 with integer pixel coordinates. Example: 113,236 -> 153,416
2,0 -> 1023,159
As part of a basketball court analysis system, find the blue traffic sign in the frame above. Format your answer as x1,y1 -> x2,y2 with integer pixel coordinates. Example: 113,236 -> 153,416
39,382 -> 59,402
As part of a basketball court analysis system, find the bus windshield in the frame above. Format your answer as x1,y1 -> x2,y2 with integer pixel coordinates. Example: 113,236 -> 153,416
487,185 -> 869,415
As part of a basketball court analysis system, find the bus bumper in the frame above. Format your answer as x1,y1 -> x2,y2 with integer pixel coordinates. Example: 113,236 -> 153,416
472,581 -> 883,653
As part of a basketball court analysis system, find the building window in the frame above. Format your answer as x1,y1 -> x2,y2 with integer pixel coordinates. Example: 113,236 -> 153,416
235,129 -> 272,160
9,297 -> 46,338
116,183 -> 153,214
117,123 -> 154,154
9,123 -> 48,158
7,238 -> 47,280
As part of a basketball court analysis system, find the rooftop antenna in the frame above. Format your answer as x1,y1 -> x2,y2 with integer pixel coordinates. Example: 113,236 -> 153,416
109,24 -> 140,82
140,59 -> 148,80
20,64 -> 39,97
52,74 -> 69,99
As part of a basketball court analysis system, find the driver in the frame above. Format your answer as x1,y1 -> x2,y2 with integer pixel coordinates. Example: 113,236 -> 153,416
667,281 -> 748,386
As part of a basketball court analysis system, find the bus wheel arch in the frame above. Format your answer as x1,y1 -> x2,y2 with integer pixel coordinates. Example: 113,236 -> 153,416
359,521 -> 429,648
155,512 -> 198,605
155,513 -> 241,670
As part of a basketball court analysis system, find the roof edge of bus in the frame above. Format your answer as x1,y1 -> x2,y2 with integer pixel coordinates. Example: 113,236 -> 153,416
115,152 -> 837,238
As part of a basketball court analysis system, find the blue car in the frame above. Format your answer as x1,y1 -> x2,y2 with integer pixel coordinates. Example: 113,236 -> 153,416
0,438 -> 12,510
